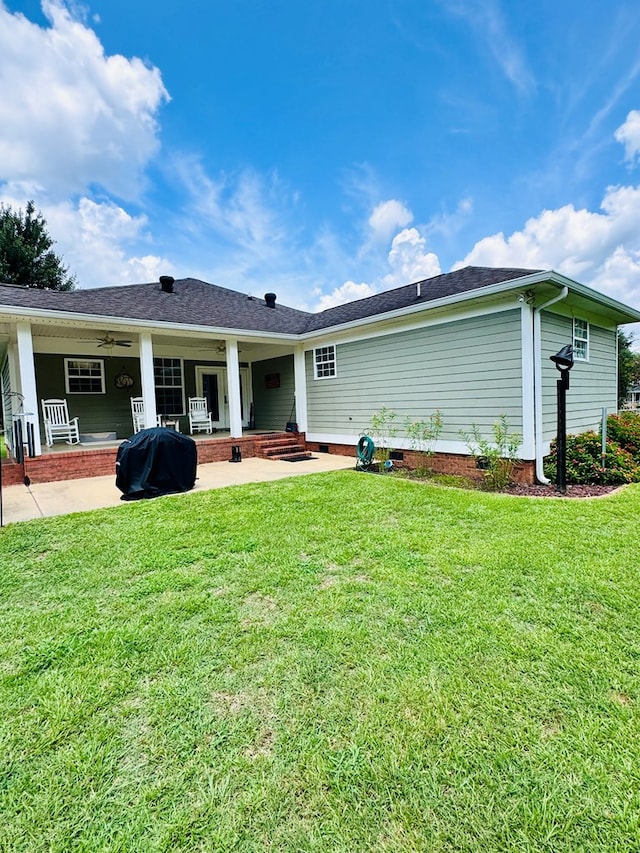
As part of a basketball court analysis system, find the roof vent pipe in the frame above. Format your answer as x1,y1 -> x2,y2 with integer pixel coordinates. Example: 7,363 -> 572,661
264,292 -> 277,308
417,281 -> 421,298
160,275 -> 175,293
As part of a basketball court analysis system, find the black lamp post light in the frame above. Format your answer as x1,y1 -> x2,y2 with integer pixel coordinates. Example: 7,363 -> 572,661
549,344 -> 574,494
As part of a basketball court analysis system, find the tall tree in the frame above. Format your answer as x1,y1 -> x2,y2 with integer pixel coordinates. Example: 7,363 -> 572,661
0,200 -> 76,291
617,329 -> 640,408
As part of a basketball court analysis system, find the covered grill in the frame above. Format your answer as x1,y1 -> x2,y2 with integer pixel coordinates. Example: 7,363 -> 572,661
115,427 -> 197,500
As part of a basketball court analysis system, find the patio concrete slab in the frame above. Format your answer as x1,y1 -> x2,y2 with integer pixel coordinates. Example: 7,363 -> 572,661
0,453 -> 356,525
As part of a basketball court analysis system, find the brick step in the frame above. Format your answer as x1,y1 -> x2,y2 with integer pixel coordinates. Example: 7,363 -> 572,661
260,443 -> 307,457
257,438 -> 299,450
258,439 -> 304,452
254,432 -> 308,461
267,451 -> 314,462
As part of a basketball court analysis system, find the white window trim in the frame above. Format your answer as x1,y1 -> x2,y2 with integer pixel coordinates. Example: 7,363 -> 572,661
153,356 -> 186,416
313,344 -> 337,380
573,318 -> 589,361
64,357 -> 105,394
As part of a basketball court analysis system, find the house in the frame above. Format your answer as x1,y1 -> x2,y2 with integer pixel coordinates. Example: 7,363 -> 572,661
623,383 -> 640,410
1,267 -> 639,484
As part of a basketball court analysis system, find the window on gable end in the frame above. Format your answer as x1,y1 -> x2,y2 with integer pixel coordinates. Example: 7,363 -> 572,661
573,319 -> 589,361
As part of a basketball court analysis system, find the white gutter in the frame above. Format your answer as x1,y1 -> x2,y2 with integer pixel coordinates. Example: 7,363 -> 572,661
533,286 -> 569,484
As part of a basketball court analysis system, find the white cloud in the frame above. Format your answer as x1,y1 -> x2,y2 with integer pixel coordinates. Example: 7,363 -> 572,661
444,0 -> 535,95
368,200 -> 413,241
174,156 -> 293,260
42,197 -> 172,287
0,0 -> 168,199
383,228 -> 441,287
313,224 -> 441,310
316,281 -> 378,311
428,196 -> 474,238
455,183 -> 640,308
615,110 -> 640,164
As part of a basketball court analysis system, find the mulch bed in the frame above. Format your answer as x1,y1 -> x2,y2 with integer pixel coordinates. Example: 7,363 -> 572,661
503,483 -> 621,498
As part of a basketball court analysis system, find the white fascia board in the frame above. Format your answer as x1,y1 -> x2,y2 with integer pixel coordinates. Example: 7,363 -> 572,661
0,306 -> 300,345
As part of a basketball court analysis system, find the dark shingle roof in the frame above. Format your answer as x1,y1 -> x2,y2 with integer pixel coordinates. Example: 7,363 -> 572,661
0,278 -> 313,334
303,266 -> 541,332
0,267 -> 541,335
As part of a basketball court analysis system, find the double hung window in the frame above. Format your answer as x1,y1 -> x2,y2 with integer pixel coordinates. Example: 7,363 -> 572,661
314,345 -> 337,379
65,358 -> 105,394
154,357 -> 184,415
573,319 -> 589,361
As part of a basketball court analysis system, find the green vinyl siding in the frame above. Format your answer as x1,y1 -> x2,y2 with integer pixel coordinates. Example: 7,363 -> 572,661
35,355 -> 251,436
541,312 -> 617,441
306,310 -> 523,440
34,353 -> 142,438
251,355 -> 295,430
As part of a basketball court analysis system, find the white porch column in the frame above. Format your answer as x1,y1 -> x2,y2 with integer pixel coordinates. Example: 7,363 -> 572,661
15,322 -> 42,455
226,340 -> 242,438
293,345 -> 308,433
139,332 -> 158,428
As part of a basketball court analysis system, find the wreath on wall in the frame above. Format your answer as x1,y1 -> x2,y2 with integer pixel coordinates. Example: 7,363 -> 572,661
115,368 -> 135,389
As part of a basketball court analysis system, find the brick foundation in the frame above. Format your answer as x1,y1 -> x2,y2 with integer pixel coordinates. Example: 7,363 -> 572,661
306,441 -> 536,485
1,433 -> 536,487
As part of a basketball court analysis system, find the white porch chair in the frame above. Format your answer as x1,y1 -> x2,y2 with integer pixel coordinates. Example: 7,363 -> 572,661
41,398 -> 80,446
188,397 -> 213,434
131,396 -> 163,432
130,397 -> 146,432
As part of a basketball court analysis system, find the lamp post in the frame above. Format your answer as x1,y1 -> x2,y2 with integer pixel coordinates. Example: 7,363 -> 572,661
550,344 -> 574,494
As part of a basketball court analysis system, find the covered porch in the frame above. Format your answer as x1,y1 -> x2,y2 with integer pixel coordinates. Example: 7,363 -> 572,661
1,317 -> 309,462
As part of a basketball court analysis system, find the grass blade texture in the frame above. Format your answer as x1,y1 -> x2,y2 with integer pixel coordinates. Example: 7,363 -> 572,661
1,471 -> 639,851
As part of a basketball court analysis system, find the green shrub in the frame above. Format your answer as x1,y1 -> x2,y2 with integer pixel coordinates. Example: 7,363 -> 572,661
461,415 -> 521,491
544,431 -> 640,485
404,410 -> 443,475
368,407 -> 399,465
606,411 -> 640,462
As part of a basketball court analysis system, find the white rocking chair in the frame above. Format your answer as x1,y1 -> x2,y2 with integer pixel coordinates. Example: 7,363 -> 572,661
130,396 -> 162,433
188,397 -> 213,434
131,396 -> 147,432
41,398 -> 80,446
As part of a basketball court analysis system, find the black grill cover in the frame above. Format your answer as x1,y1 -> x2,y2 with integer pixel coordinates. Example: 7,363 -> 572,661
115,427 -> 197,500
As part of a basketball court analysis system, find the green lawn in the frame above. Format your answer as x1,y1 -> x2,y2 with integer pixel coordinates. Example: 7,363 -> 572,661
1,471 -> 639,852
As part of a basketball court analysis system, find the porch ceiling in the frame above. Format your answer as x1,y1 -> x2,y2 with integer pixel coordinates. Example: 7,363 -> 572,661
20,323 -> 295,362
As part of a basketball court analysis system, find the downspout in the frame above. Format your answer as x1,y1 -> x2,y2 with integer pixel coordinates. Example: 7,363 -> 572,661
533,286 -> 569,483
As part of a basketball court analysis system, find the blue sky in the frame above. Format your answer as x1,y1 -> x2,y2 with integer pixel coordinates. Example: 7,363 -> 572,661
2,1 -> 640,324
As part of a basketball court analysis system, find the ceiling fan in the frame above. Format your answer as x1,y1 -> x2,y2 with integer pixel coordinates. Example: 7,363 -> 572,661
77,333 -> 133,349
196,342 -> 242,354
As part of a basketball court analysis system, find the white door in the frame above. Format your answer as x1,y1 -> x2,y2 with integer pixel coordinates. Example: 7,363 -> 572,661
196,367 -> 251,429
196,367 -> 226,429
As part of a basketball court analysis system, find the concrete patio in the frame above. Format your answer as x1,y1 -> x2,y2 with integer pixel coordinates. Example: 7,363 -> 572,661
0,453 -> 355,525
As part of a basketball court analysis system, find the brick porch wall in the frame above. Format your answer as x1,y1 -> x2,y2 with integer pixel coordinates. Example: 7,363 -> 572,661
1,435 -> 263,486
